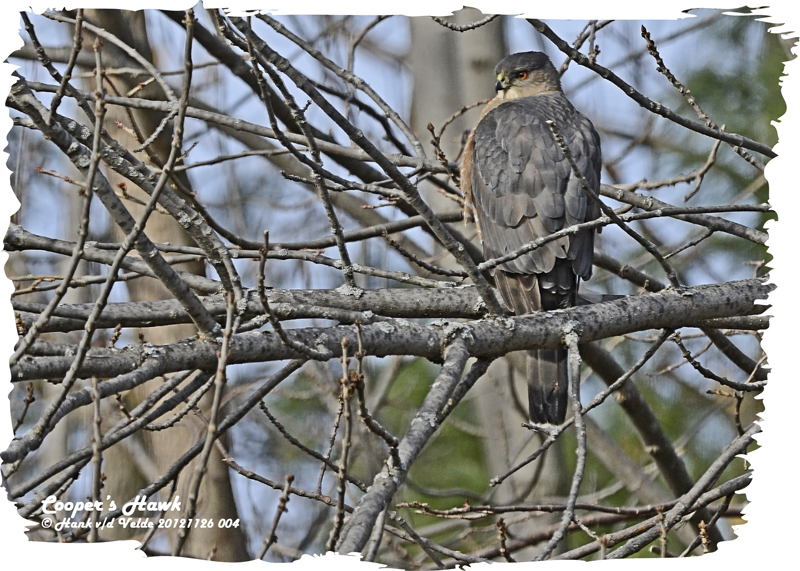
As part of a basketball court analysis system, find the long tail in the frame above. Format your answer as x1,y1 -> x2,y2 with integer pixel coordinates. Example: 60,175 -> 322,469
494,268 -> 575,425
527,348 -> 569,425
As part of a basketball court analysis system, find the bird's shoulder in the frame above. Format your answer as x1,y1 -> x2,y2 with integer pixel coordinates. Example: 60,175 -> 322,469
472,91 -> 599,175
476,92 -> 579,135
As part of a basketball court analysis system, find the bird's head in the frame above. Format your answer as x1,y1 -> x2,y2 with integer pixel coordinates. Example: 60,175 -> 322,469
493,51 -> 561,100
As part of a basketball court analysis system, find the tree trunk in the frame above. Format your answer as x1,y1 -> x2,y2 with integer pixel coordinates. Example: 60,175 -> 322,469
82,10 -> 248,560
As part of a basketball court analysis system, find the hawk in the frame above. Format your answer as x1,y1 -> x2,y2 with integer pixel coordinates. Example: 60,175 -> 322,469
462,51 -> 602,425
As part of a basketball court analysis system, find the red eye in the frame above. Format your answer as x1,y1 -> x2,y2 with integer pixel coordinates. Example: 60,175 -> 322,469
517,71 -> 528,80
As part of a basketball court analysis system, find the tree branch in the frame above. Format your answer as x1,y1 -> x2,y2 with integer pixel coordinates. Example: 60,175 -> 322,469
336,337 -> 474,553
8,279 -> 771,387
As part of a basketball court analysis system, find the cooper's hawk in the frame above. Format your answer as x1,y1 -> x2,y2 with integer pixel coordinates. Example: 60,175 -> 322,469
462,51 -> 601,425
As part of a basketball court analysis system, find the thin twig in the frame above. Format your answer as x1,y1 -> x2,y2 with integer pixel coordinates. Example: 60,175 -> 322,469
497,518 -> 515,562
245,34 -> 358,288
430,14 -> 499,32
174,287 -> 236,555
354,367 -> 401,468
664,228 -> 714,260
437,99 -> 491,139
12,383 -> 36,434
258,230 -> 332,359
49,9 -> 85,124
528,18 -> 776,159
383,230 -> 467,278
641,26 -> 764,171
535,322 -> 587,560
558,20 -> 614,75
327,339 -> 354,551
258,474 -> 295,559
145,375 -> 216,431
10,32 -> 106,366
671,332 -> 766,391
365,505 -> 389,562
259,401 -> 367,492
679,493 -> 733,556
427,122 -> 460,185
684,139 -> 723,201
317,382 -> 346,495
88,376 -> 103,543
138,480 -> 178,552
650,338 -> 714,376
344,15 -> 392,120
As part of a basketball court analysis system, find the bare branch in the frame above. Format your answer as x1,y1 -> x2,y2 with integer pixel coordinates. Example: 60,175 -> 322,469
528,18 -> 776,158
430,14 -> 500,32
6,279 -> 771,389
640,25 -> 764,170
258,474 -> 294,559
336,337 -> 473,553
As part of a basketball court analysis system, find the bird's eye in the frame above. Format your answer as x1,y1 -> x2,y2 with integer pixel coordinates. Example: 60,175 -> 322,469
517,71 -> 528,80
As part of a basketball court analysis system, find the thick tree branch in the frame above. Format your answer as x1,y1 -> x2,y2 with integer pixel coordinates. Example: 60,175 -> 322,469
8,279 -> 771,386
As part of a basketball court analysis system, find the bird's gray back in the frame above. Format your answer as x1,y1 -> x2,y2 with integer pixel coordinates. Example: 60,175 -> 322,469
471,91 -> 601,280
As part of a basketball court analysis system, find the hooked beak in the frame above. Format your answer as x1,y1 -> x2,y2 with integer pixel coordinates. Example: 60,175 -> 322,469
495,74 -> 508,92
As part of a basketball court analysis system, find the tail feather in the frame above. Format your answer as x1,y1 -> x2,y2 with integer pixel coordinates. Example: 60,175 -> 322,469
527,348 -> 569,425
494,269 -> 574,425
